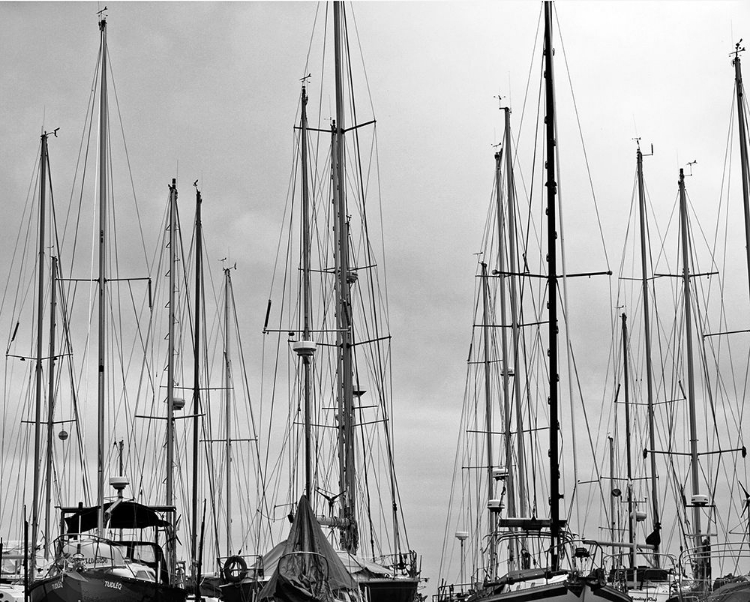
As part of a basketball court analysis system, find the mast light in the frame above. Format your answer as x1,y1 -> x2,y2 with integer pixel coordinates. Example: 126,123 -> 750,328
292,340 -> 317,357
493,467 -> 509,481
488,499 -> 505,512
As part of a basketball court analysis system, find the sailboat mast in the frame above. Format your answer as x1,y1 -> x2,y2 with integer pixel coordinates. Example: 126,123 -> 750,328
543,2 -> 562,570
733,48 -> 750,304
608,436 -> 616,543
31,131 -> 50,575
332,0 -> 357,553
166,179 -> 178,575
636,144 -> 660,564
621,314 -> 635,570
44,256 -> 58,561
494,145 -> 517,571
192,186 -> 203,581
300,86 -> 314,502
96,16 -> 109,536
503,108 -> 528,520
480,261 -> 498,579
678,168 -> 702,550
224,267 -> 233,553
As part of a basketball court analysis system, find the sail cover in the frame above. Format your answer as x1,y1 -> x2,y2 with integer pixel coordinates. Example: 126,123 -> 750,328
63,501 -> 170,533
258,496 -> 359,602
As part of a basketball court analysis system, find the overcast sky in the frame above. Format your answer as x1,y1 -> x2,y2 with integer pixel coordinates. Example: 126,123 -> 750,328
2,1 -> 750,596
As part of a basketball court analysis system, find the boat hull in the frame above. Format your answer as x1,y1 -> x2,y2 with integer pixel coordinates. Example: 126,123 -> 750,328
222,576 -> 419,602
219,580 -> 263,602
468,578 -> 630,602
360,577 -> 420,602
28,570 -> 188,602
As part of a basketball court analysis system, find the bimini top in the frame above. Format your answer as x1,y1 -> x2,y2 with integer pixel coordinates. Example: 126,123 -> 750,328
62,500 -> 172,533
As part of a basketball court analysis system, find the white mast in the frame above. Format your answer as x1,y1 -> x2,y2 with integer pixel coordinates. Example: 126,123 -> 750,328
31,130 -> 51,577
480,261 -> 497,579
635,142 -> 661,565
96,15 -> 109,537
166,178 -> 178,576
44,255 -> 58,562
678,168 -> 703,553
502,108 -> 528,523
224,266 -> 233,553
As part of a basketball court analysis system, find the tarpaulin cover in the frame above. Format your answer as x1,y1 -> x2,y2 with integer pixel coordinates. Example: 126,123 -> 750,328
257,496 -> 359,602
63,501 -> 170,533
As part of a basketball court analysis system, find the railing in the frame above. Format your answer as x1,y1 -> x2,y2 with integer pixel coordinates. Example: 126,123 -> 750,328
218,553 -> 264,583
369,550 -> 420,578
670,541 -> 750,601
47,534 -> 177,585
435,532 -> 652,602
434,581 -> 475,602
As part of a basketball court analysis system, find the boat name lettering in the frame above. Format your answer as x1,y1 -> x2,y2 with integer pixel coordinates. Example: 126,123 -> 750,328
104,581 -> 122,590
52,581 -> 63,590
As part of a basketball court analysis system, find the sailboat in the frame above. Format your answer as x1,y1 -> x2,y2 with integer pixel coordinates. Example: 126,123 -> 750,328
26,15 -> 187,602
255,3 -> 420,602
0,128 -> 60,602
605,40 -> 750,602
585,143 -> 676,602
438,5 -> 633,602
656,39 -> 750,602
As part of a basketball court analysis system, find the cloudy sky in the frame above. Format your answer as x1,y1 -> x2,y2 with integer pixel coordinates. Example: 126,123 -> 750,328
2,0 -> 750,595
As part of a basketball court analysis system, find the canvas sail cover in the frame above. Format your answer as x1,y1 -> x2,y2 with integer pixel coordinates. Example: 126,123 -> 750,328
63,501 -> 170,533
258,496 -> 359,602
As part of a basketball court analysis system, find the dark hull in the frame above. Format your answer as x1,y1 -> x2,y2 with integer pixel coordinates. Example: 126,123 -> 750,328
220,580 -> 263,602
28,570 -> 188,602
360,577 -> 420,602
220,576 -> 419,602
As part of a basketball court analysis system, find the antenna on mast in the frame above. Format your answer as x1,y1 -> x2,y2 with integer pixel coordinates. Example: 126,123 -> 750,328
732,39 -> 745,59
633,137 -> 654,157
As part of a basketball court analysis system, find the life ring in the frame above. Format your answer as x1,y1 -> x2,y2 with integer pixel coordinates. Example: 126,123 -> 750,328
223,555 -> 248,583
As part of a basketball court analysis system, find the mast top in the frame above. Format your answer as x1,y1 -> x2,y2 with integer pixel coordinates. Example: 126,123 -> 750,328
98,7 -> 107,30
41,128 -> 59,141
632,137 -> 654,157
733,39 -> 745,61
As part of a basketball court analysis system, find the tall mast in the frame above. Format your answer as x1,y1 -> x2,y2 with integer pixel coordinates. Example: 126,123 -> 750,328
300,86 -> 314,501
733,45 -> 750,304
480,262 -> 497,579
31,131 -> 50,576
494,152 -> 512,514
44,256 -> 58,561
608,436 -> 616,543
542,2 -> 562,570
224,267 -> 233,553
166,178 -> 178,576
332,0 -> 357,553
503,108 -> 528,520
96,15 -> 109,536
621,314 -> 635,570
635,143 -> 660,564
678,169 -> 702,551
191,185 -> 203,583
494,145 -> 517,572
